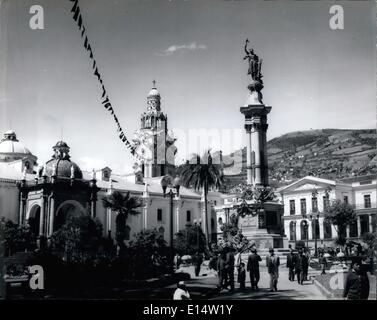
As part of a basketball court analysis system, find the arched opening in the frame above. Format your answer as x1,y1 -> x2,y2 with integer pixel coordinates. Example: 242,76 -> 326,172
311,220 -> 320,239
289,221 -> 296,241
125,225 -> 131,241
27,205 -> 41,237
55,200 -> 85,231
300,220 -> 308,241
324,220 -> 332,239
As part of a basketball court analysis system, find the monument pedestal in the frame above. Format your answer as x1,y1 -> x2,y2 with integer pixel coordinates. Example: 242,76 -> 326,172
239,214 -> 284,249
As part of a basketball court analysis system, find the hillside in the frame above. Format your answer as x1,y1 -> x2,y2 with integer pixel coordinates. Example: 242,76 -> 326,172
220,129 -> 377,189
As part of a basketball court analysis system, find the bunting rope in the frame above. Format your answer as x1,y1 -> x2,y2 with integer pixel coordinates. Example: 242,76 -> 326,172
68,0 -> 141,161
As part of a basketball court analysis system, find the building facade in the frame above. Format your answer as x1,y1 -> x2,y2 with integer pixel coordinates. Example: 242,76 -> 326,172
0,84 -> 217,246
279,175 -> 377,248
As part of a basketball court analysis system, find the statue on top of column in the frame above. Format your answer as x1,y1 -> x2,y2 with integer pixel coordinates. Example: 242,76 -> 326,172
243,39 -> 264,104
244,39 -> 263,83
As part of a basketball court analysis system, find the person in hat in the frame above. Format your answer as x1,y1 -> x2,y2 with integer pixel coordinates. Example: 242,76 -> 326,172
173,281 -> 191,300
247,247 -> 262,290
286,245 -> 296,281
343,261 -> 370,300
266,247 -> 280,292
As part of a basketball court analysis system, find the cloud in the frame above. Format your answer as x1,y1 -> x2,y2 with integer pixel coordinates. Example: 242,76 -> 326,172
160,42 -> 207,56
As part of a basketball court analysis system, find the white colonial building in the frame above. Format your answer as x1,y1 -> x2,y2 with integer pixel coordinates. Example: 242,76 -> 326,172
279,175 -> 377,248
0,84 -> 217,246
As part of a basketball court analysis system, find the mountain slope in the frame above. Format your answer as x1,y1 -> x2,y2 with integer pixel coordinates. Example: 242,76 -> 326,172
220,129 -> 377,188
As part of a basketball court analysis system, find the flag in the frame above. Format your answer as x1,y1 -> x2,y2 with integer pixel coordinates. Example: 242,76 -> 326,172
122,137 -> 127,143
73,6 -> 80,21
81,26 -> 86,37
102,97 -> 109,104
78,15 -> 82,29
104,103 -> 111,109
94,67 -> 100,80
101,87 -> 106,98
71,0 -> 78,13
93,60 -> 97,70
84,37 -> 88,49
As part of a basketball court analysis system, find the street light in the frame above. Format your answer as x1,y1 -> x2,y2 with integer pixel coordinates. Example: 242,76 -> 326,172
161,175 -> 180,271
194,219 -> 202,253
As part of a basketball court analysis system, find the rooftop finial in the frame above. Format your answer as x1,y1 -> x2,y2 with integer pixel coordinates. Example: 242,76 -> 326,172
152,79 -> 156,88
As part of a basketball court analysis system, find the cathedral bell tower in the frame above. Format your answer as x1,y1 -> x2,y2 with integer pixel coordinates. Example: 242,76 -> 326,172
133,81 -> 177,179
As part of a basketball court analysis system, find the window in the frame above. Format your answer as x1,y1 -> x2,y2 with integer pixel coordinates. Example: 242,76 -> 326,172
300,199 -> 307,215
349,221 -> 358,238
214,200 -> 217,206
289,200 -> 296,215
323,196 -> 330,212
311,219 -> 319,239
311,197 -> 318,212
289,221 -> 296,241
364,195 -> 371,208
343,196 -> 348,204
324,220 -> 332,239
186,210 -> 191,222
300,220 -> 308,240
360,215 -> 369,235
157,209 -> 163,222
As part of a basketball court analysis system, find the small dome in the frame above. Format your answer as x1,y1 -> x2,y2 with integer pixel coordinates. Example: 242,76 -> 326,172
45,158 -> 83,179
148,88 -> 160,97
44,140 -> 82,179
0,130 -> 32,155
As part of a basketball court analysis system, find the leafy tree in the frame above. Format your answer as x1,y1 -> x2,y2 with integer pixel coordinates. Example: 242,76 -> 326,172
180,150 -> 223,246
0,217 -> 35,256
174,224 -> 207,256
324,199 -> 356,249
102,191 -> 142,249
50,215 -> 103,264
127,228 -> 169,279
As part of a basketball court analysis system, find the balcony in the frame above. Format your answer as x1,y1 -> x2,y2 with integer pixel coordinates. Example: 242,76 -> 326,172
351,202 -> 377,211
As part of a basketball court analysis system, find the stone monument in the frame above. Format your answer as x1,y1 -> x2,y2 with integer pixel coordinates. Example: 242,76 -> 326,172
237,40 -> 286,249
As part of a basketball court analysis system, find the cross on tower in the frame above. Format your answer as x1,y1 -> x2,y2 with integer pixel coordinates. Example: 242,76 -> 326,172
152,79 -> 156,88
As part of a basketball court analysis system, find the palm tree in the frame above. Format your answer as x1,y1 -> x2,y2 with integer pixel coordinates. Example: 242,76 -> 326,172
102,191 -> 142,251
180,150 -> 223,246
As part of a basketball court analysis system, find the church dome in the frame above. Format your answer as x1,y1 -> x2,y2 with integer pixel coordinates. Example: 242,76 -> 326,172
0,130 -> 35,164
44,141 -> 83,179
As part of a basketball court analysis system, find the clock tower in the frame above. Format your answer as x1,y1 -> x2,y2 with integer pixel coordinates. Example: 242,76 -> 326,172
133,81 -> 177,179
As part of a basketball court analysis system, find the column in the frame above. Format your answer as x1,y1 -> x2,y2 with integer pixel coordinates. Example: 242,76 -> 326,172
331,224 -> 337,240
296,219 -> 301,241
48,196 -> 55,237
19,197 -> 25,226
251,121 -> 262,186
245,125 -> 252,185
319,218 -> 324,240
369,214 -> 373,233
175,197 -> 180,234
346,225 -> 350,238
308,221 -> 313,240
357,216 -> 361,237
39,197 -> 45,237
107,208 -> 112,236
200,191 -> 207,238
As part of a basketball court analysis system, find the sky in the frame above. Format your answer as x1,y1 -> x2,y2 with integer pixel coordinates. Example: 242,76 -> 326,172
0,0 -> 376,174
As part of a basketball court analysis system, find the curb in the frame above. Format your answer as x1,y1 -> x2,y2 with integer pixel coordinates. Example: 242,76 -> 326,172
313,279 -> 335,299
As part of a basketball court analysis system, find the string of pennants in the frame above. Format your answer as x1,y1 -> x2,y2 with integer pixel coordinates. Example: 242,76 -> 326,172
68,0 -> 142,161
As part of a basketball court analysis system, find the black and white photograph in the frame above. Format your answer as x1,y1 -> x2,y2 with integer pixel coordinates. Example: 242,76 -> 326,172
0,0 -> 376,309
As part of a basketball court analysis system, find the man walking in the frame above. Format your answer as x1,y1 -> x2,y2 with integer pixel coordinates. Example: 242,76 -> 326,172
296,249 -> 304,285
247,248 -> 262,290
286,247 -> 296,281
217,251 -> 227,291
194,252 -> 203,277
225,246 -> 235,292
266,247 -> 280,292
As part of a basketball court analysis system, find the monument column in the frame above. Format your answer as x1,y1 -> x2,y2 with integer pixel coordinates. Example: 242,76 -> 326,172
245,125 -> 253,185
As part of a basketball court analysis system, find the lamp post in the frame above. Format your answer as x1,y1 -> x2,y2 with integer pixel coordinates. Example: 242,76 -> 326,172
161,175 -> 180,271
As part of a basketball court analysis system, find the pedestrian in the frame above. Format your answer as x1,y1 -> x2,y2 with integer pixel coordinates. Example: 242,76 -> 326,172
173,253 -> 181,271
296,249 -> 305,285
173,281 -> 191,300
343,261 -> 370,300
302,249 -> 309,282
225,246 -> 235,292
319,252 -> 327,275
266,247 -> 280,292
217,251 -> 227,291
286,247 -> 296,281
237,262 -> 246,291
194,252 -> 203,277
247,247 -> 262,290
